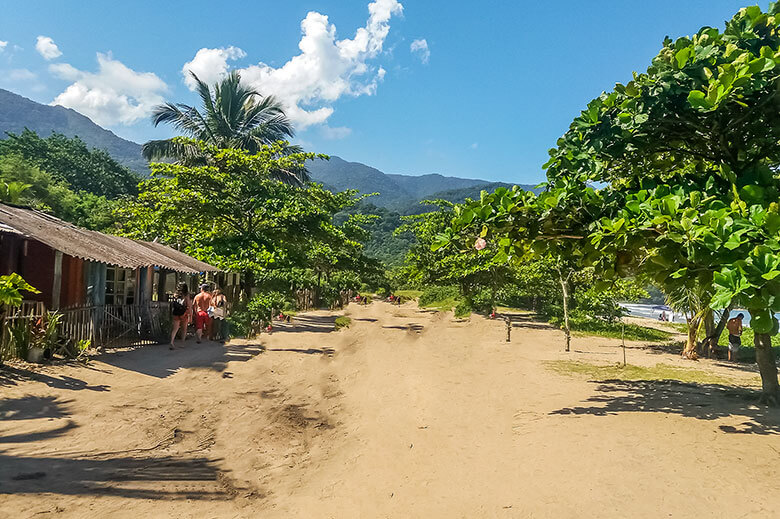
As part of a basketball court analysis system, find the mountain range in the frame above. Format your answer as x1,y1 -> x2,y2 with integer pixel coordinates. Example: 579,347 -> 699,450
306,155 -> 526,213
0,88 -> 148,174
0,87 -> 534,212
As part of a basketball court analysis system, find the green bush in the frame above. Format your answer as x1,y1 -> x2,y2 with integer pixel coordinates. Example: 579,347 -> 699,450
454,300 -> 472,318
334,316 -> 352,330
228,291 -> 289,338
419,285 -> 460,307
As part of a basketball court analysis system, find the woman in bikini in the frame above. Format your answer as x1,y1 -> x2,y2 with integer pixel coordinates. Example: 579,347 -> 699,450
169,282 -> 192,349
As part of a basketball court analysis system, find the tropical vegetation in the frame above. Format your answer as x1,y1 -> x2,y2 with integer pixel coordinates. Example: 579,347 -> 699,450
430,4 -> 780,404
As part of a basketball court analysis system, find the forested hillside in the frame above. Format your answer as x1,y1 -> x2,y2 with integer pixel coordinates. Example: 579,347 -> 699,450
306,155 -> 532,214
0,88 -> 148,174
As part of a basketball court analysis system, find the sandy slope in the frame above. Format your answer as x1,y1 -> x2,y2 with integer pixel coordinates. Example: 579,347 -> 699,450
1,302 -> 778,518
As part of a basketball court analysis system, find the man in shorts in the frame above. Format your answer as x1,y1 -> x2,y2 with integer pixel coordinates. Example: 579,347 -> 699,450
726,312 -> 744,362
193,284 -> 213,344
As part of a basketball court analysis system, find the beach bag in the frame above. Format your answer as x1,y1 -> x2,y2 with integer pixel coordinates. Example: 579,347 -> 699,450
171,297 -> 187,316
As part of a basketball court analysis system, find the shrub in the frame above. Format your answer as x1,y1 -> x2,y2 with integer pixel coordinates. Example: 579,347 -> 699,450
334,316 -> 351,330
418,285 -> 459,307
454,300 -> 472,318
228,291 -> 289,338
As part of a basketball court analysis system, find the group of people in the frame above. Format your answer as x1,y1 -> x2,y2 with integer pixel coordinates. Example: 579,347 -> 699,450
169,282 -> 229,349
385,294 -> 402,305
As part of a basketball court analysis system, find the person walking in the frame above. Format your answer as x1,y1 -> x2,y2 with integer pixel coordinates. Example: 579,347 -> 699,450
193,284 -> 213,344
726,312 -> 744,362
169,282 -> 192,349
210,288 -> 228,342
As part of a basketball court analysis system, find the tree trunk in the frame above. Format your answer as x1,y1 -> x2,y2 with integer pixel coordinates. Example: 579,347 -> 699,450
316,271 -> 322,307
241,270 -> 255,301
705,303 -> 733,358
682,310 -> 703,359
701,309 -> 715,357
559,273 -> 571,352
754,332 -> 779,406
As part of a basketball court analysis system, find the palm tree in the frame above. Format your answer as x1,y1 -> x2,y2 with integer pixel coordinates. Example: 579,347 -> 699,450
142,71 -> 308,184
0,182 -> 31,204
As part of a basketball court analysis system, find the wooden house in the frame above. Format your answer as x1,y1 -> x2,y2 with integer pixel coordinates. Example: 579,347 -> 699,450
0,203 -> 222,347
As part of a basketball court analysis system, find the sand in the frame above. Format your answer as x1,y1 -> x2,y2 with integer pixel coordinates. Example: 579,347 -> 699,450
1,302 -> 779,518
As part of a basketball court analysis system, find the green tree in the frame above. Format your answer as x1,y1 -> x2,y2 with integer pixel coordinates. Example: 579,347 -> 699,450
118,140 -> 378,300
0,155 -> 116,230
141,71 -> 304,182
0,129 -> 140,198
400,199 -> 516,314
440,182 -> 603,351
546,5 -> 780,402
0,181 -> 31,203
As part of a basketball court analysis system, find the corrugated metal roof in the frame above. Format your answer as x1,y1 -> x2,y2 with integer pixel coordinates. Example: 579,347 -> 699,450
0,203 -> 220,273
139,240 -> 220,273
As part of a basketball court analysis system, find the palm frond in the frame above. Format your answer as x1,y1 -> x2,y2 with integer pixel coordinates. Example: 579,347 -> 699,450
141,139 -> 205,164
150,102 -> 208,138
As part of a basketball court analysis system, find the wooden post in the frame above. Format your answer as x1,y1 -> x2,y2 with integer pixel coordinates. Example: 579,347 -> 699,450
505,316 -> 511,342
621,320 -> 626,367
52,250 -> 63,310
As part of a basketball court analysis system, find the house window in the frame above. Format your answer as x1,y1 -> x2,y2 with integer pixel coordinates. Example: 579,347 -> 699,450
105,267 -> 136,305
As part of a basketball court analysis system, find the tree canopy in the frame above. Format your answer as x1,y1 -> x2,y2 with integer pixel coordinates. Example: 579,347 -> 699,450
118,140 -> 381,302
0,129 -> 140,198
435,4 -> 780,403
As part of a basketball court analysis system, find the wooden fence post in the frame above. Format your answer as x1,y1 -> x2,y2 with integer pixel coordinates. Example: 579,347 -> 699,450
52,251 -> 63,310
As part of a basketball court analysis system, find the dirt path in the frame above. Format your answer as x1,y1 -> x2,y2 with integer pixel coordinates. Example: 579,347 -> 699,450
1,302 -> 779,518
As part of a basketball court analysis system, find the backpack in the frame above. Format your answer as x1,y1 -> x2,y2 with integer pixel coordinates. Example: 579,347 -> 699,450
171,296 -> 187,316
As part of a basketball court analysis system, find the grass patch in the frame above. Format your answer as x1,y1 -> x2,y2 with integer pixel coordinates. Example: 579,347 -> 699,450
419,296 -> 462,312
668,322 -> 689,333
334,316 -> 351,330
715,327 -> 780,363
544,360 -> 740,386
560,318 -> 673,342
395,289 -> 423,299
418,286 -> 463,313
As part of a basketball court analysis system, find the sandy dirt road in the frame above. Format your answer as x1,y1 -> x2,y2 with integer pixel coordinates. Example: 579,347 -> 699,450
1,302 -> 779,518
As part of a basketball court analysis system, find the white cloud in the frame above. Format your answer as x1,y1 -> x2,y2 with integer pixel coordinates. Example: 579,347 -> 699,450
182,46 -> 246,89
320,125 -> 352,140
8,68 -> 36,81
0,41 -> 7,52
50,53 -> 167,126
410,39 -> 429,64
36,36 -> 62,60
181,0 -> 403,129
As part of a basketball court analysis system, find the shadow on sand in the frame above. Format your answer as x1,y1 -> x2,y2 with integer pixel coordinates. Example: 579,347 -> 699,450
0,396 -> 79,445
264,347 -> 335,357
275,314 -> 338,334
551,379 -> 780,435
95,342 -> 263,379
0,395 -> 73,421
0,365 -> 110,392
503,312 -> 555,331
0,453 -> 241,500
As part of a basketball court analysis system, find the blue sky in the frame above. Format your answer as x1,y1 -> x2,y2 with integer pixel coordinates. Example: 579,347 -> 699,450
0,0 -> 754,183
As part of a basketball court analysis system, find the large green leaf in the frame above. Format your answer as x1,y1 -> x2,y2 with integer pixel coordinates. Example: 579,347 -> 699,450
750,310 -> 776,334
